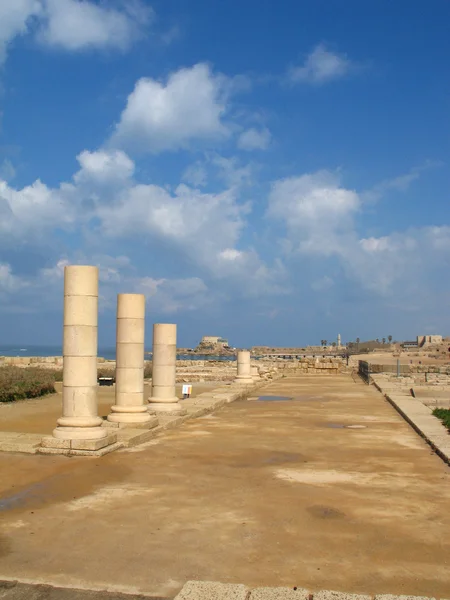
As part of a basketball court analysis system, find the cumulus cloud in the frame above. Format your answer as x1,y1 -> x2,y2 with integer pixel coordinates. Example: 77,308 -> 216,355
268,170 -> 360,255
289,44 -> 352,85
0,0 -> 42,64
74,149 -> 135,184
136,276 -> 210,313
110,63 -> 231,153
0,177 -> 76,238
37,0 -> 152,51
237,127 -> 271,151
0,0 -> 151,64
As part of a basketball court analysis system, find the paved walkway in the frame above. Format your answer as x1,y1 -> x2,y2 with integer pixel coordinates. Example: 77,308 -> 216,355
0,375 -> 449,598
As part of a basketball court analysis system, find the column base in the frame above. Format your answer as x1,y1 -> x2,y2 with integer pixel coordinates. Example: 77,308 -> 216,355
52,425 -> 108,441
41,432 -> 118,454
233,377 -> 254,385
147,401 -> 187,416
105,415 -> 159,429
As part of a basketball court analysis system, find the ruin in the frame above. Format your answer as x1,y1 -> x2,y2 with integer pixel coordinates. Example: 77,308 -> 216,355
107,294 -> 157,428
148,323 -> 187,415
53,265 -> 108,442
234,350 -> 254,384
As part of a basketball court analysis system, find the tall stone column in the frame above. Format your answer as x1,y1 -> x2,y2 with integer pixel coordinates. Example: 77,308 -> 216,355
148,323 -> 186,415
53,265 -> 107,441
234,350 -> 254,384
107,294 -> 156,427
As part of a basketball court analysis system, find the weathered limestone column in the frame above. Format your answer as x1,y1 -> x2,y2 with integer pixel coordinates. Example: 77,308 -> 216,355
148,324 -> 186,415
251,364 -> 261,381
234,350 -> 254,384
107,294 -> 156,427
53,265 -> 107,441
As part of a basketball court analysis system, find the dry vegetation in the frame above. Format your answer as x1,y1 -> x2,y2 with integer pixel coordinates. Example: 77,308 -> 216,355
0,366 -> 56,403
0,361 -> 153,403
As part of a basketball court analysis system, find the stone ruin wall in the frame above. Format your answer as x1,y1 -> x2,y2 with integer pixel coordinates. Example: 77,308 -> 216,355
0,355 -> 349,380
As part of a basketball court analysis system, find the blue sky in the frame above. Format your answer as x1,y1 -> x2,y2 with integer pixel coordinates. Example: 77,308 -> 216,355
0,0 -> 449,348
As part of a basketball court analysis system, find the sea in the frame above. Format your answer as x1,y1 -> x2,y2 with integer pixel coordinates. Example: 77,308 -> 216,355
0,345 -> 236,362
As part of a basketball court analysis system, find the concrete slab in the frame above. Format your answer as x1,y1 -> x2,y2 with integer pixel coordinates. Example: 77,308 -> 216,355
174,581 -> 249,600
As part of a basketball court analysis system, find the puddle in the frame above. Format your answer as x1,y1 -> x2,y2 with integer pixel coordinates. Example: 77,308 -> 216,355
257,396 -> 293,402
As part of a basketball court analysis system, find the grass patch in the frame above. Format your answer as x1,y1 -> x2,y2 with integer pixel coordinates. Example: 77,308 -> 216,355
432,408 -> 450,431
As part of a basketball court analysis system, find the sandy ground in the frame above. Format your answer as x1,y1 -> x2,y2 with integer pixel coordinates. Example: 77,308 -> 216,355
0,381 -> 220,435
0,375 -> 449,598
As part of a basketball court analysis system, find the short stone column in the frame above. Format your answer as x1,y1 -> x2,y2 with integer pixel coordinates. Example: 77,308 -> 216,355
251,365 -> 260,381
53,265 -> 107,441
234,350 -> 254,384
107,294 -> 156,427
148,324 -> 186,415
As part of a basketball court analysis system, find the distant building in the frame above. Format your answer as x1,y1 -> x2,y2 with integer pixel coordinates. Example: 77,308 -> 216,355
200,336 -> 229,348
401,340 -> 418,349
417,335 -> 443,347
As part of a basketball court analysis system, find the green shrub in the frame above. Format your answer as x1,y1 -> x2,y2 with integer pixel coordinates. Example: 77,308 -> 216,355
432,408 -> 450,431
0,366 -> 56,403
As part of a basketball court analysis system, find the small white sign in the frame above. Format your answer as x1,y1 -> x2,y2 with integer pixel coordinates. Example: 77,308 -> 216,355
182,384 -> 192,396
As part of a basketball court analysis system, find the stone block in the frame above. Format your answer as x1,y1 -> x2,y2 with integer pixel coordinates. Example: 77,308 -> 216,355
70,433 -> 117,450
315,591 -> 371,600
250,587 -> 309,599
175,581 -> 250,600
69,441 -> 123,456
41,437 -> 71,449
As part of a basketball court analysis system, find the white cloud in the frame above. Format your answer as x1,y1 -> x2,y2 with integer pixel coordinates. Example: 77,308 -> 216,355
0,0 -> 41,64
0,263 -> 28,293
111,63 -> 231,153
0,0 -> 151,64
0,177 -> 76,238
289,44 -> 351,85
182,162 -> 208,187
136,276 -> 210,313
268,170 -> 359,255
237,127 -> 271,151
74,149 -> 135,184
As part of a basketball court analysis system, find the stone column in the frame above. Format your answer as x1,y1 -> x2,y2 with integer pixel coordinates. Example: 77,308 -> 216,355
251,364 -> 260,381
148,323 -> 186,415
107,294 -> 156,427
53,265 -> 107,441
234,350 -> 254,384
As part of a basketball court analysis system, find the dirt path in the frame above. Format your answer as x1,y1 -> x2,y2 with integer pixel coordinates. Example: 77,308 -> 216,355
0,375 -> 449,598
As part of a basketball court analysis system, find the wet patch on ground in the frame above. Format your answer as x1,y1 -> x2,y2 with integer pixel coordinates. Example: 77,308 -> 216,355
307,505 -> 347,519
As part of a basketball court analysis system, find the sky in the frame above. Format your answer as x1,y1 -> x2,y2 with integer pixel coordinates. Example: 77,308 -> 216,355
0,0 -> 449,349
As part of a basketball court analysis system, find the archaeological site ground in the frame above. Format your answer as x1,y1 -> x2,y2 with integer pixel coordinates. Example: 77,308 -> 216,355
0,266 -> 449,600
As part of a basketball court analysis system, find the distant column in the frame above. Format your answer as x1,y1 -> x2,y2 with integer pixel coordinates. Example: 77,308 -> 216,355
251,365 -> 260,381
53,265 -> 107,441
234,350 -> 254,384
108,294 -> 155,426
148,324 -> 186,415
